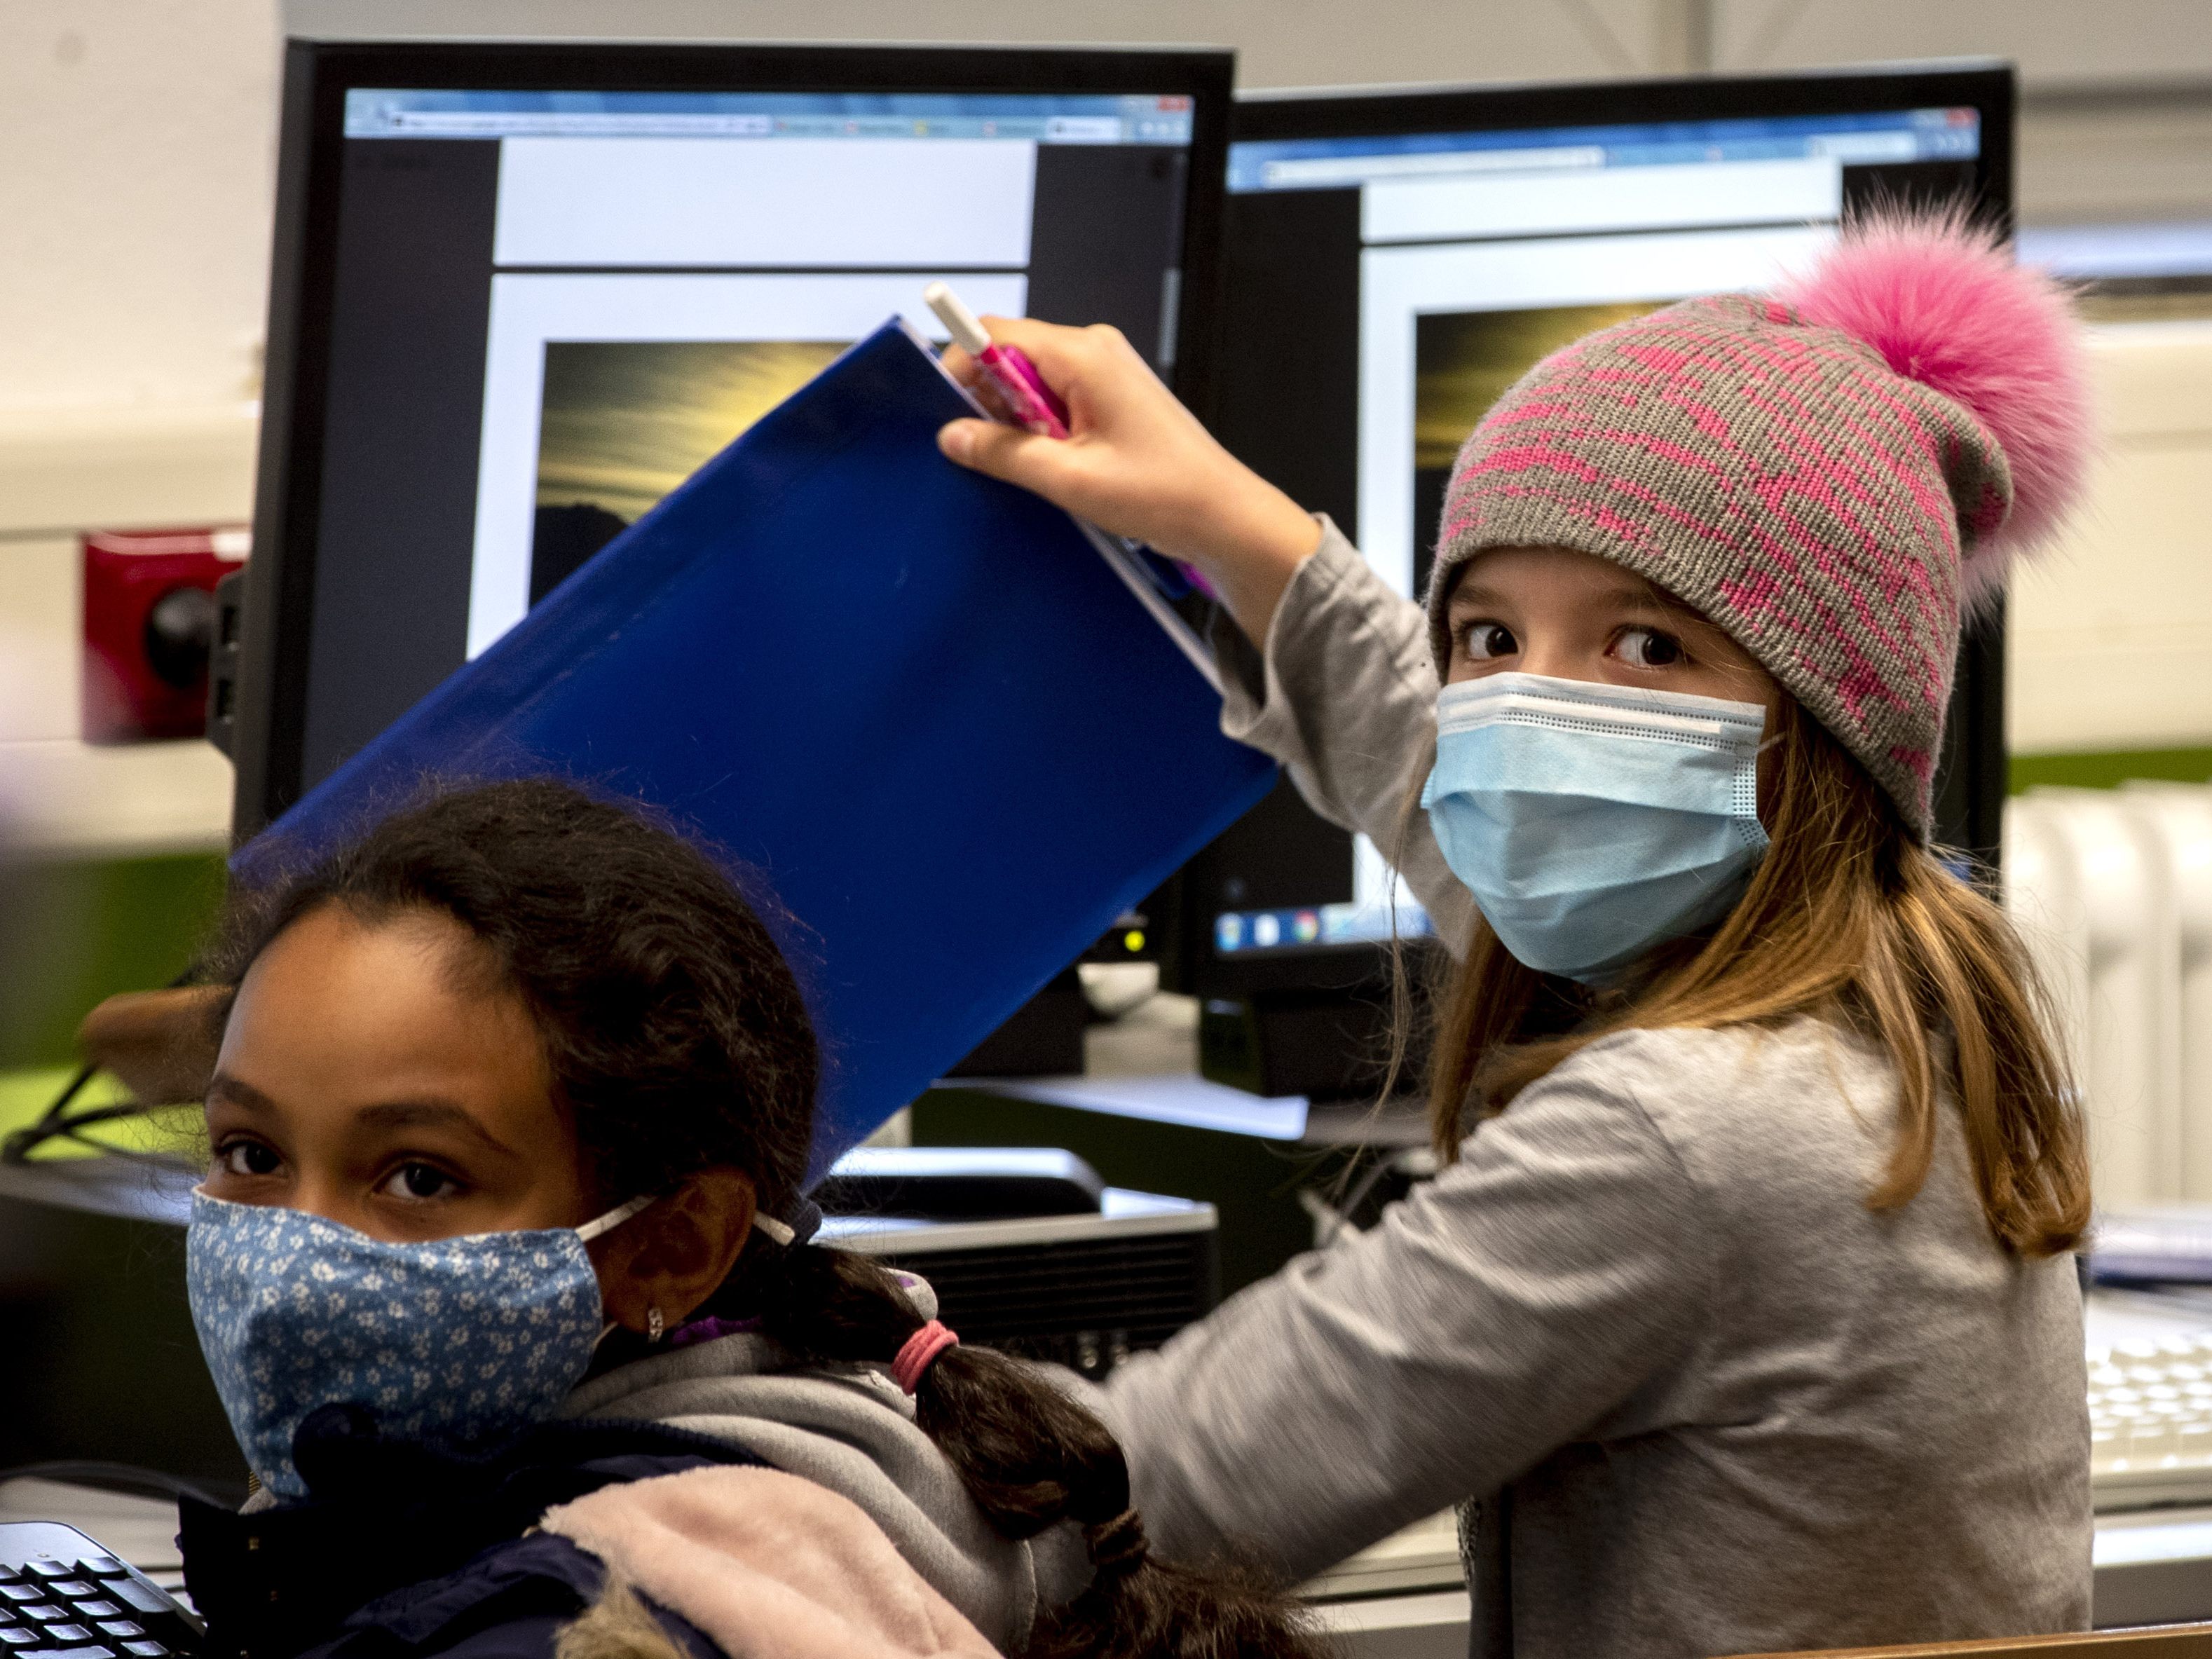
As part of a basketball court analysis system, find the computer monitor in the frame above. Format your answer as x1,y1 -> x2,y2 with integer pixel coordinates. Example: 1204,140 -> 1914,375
1189,62 -> 2014,976
228,39 -> 1232,835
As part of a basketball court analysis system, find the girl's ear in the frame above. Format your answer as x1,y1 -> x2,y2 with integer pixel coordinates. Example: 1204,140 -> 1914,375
591,1167 -> 757,1334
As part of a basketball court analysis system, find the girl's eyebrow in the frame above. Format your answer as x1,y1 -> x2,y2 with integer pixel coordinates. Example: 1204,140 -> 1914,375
206,1072 -> 275,1112
355,1100 -> 520,1159
1626,584 -> 1707,624
1447,579 -> 1520,613
205,1075 -> 519,1161
1449,573 -> 1670,616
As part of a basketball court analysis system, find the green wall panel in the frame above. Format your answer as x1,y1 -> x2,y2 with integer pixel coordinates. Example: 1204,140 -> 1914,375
2010,748 -> 2212,795
0,852 -> 226,1070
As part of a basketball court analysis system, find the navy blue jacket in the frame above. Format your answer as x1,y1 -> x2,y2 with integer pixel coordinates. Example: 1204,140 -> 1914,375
179,1406 -> 767,1659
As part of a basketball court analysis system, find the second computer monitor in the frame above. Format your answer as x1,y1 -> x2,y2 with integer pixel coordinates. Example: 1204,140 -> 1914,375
1194,63 -> 2013,969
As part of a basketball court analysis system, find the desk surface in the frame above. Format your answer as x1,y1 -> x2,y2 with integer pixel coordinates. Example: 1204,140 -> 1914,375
1306,1503 -> 2212,1658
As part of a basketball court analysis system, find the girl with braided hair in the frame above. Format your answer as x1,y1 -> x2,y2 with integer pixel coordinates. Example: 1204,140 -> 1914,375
177,777 -> 1320,1659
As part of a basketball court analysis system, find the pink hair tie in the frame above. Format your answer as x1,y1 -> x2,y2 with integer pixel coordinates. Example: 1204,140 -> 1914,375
891,1320 -> 960,1394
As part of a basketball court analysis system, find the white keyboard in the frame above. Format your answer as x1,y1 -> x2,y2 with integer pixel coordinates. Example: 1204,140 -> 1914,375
2091,1333 -> 2212,1510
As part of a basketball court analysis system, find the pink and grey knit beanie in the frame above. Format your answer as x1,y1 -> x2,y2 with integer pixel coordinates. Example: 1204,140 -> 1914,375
1426,213 -> 2093,835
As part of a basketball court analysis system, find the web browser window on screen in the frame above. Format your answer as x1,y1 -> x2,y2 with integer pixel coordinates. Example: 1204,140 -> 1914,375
301,88 -> 1196,789
1215,106 -> 1982,950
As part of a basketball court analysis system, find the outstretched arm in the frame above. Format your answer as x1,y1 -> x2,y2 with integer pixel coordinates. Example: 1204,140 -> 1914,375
936,318 -> 1322,649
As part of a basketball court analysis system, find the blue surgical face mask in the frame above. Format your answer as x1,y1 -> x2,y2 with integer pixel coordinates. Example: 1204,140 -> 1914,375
186,1189 -> 650,1498
1420,671 -> 1769,984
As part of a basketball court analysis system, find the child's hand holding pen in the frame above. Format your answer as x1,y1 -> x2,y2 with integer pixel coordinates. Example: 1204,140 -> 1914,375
932,307 -> 1322,648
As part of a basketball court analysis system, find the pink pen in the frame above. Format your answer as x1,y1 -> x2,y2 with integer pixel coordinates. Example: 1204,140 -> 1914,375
923,282 -> 1071,439
924,281 -> 1217,601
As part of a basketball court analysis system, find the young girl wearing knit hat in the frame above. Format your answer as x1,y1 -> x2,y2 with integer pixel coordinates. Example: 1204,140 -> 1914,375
938,214 -> 2096,1656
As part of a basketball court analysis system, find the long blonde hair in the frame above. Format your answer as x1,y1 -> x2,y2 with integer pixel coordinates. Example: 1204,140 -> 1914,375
1416,690 -> 2089,1257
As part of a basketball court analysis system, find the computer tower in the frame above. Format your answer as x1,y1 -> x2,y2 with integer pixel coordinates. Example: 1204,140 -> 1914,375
826,1192 -> 1219,1380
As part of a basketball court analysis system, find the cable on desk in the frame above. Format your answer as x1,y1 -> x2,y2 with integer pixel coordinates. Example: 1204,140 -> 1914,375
1,1071 -> 196,1169
2,974 -> 203,1169
0,1064 -> 98,1164
2,969 -> 207,1176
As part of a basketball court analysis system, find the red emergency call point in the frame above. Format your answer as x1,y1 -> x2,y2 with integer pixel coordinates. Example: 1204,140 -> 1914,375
81,527 -> 250,745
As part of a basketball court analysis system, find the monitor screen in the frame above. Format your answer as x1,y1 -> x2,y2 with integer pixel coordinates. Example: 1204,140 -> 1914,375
233,43 -> 1230,832
1200,67 -> 2012,962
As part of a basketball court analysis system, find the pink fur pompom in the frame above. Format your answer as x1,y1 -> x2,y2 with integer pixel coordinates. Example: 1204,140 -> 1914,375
1773,211 -> 2092,601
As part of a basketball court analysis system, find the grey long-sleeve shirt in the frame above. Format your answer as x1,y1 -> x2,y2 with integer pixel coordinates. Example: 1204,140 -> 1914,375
1097,524 -> 2091,1657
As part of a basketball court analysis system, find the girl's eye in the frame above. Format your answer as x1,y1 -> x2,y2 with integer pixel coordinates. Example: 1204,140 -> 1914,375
217,1140 -> 282,1178
1616,627 -> 1684,669
1461,622 -> 1518,662
381,1163 -> 462,1202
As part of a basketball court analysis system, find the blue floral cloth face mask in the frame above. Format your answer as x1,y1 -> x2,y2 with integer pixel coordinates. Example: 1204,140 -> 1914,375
1421,671 -> 1770,984
186,1189 -> 650,1498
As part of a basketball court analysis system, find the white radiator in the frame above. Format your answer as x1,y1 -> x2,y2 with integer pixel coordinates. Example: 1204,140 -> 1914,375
2005,784 -> 2212,1206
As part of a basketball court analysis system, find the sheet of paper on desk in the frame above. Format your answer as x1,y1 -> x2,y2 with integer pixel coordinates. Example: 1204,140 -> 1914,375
235,318 -> 1278,1180
957,1073 -> 1310,1141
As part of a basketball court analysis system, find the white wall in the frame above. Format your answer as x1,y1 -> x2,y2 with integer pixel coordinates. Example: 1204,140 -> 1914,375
0,0 -> 277,418
285,0 -> 1669,96
2010,323 -> 2212,755
1714,0 -> 2212,86
288,0 -> 2212,88
2019,90 -> 2212,227
0,1 -> 270,854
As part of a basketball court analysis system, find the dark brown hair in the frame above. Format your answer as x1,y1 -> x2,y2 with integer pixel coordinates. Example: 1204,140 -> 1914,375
1413,691 -> 2089,1257
205,778 -> 1321,1659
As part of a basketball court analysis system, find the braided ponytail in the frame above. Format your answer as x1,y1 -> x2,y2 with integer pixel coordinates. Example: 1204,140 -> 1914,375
746,1241 -> 1324,1659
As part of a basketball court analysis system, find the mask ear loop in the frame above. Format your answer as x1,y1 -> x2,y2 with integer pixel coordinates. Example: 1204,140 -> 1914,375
581,1195 -> 805,1246
575,1193 -> 655,1243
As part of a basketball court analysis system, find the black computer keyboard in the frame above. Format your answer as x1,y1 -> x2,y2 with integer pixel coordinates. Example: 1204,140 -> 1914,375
0,1524 -> 199,1659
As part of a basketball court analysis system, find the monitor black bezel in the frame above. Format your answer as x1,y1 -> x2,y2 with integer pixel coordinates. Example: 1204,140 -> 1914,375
1230,59 -> 2013,221
1214,59 -> 2016,887
233,38 -> 1236,838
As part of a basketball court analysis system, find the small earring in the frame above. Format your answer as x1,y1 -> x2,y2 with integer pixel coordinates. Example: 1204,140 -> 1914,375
647,1306 -> 664,1344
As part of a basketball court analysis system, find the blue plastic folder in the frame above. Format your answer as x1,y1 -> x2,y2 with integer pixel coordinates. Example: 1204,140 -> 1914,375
238,320 -> 1277,1178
